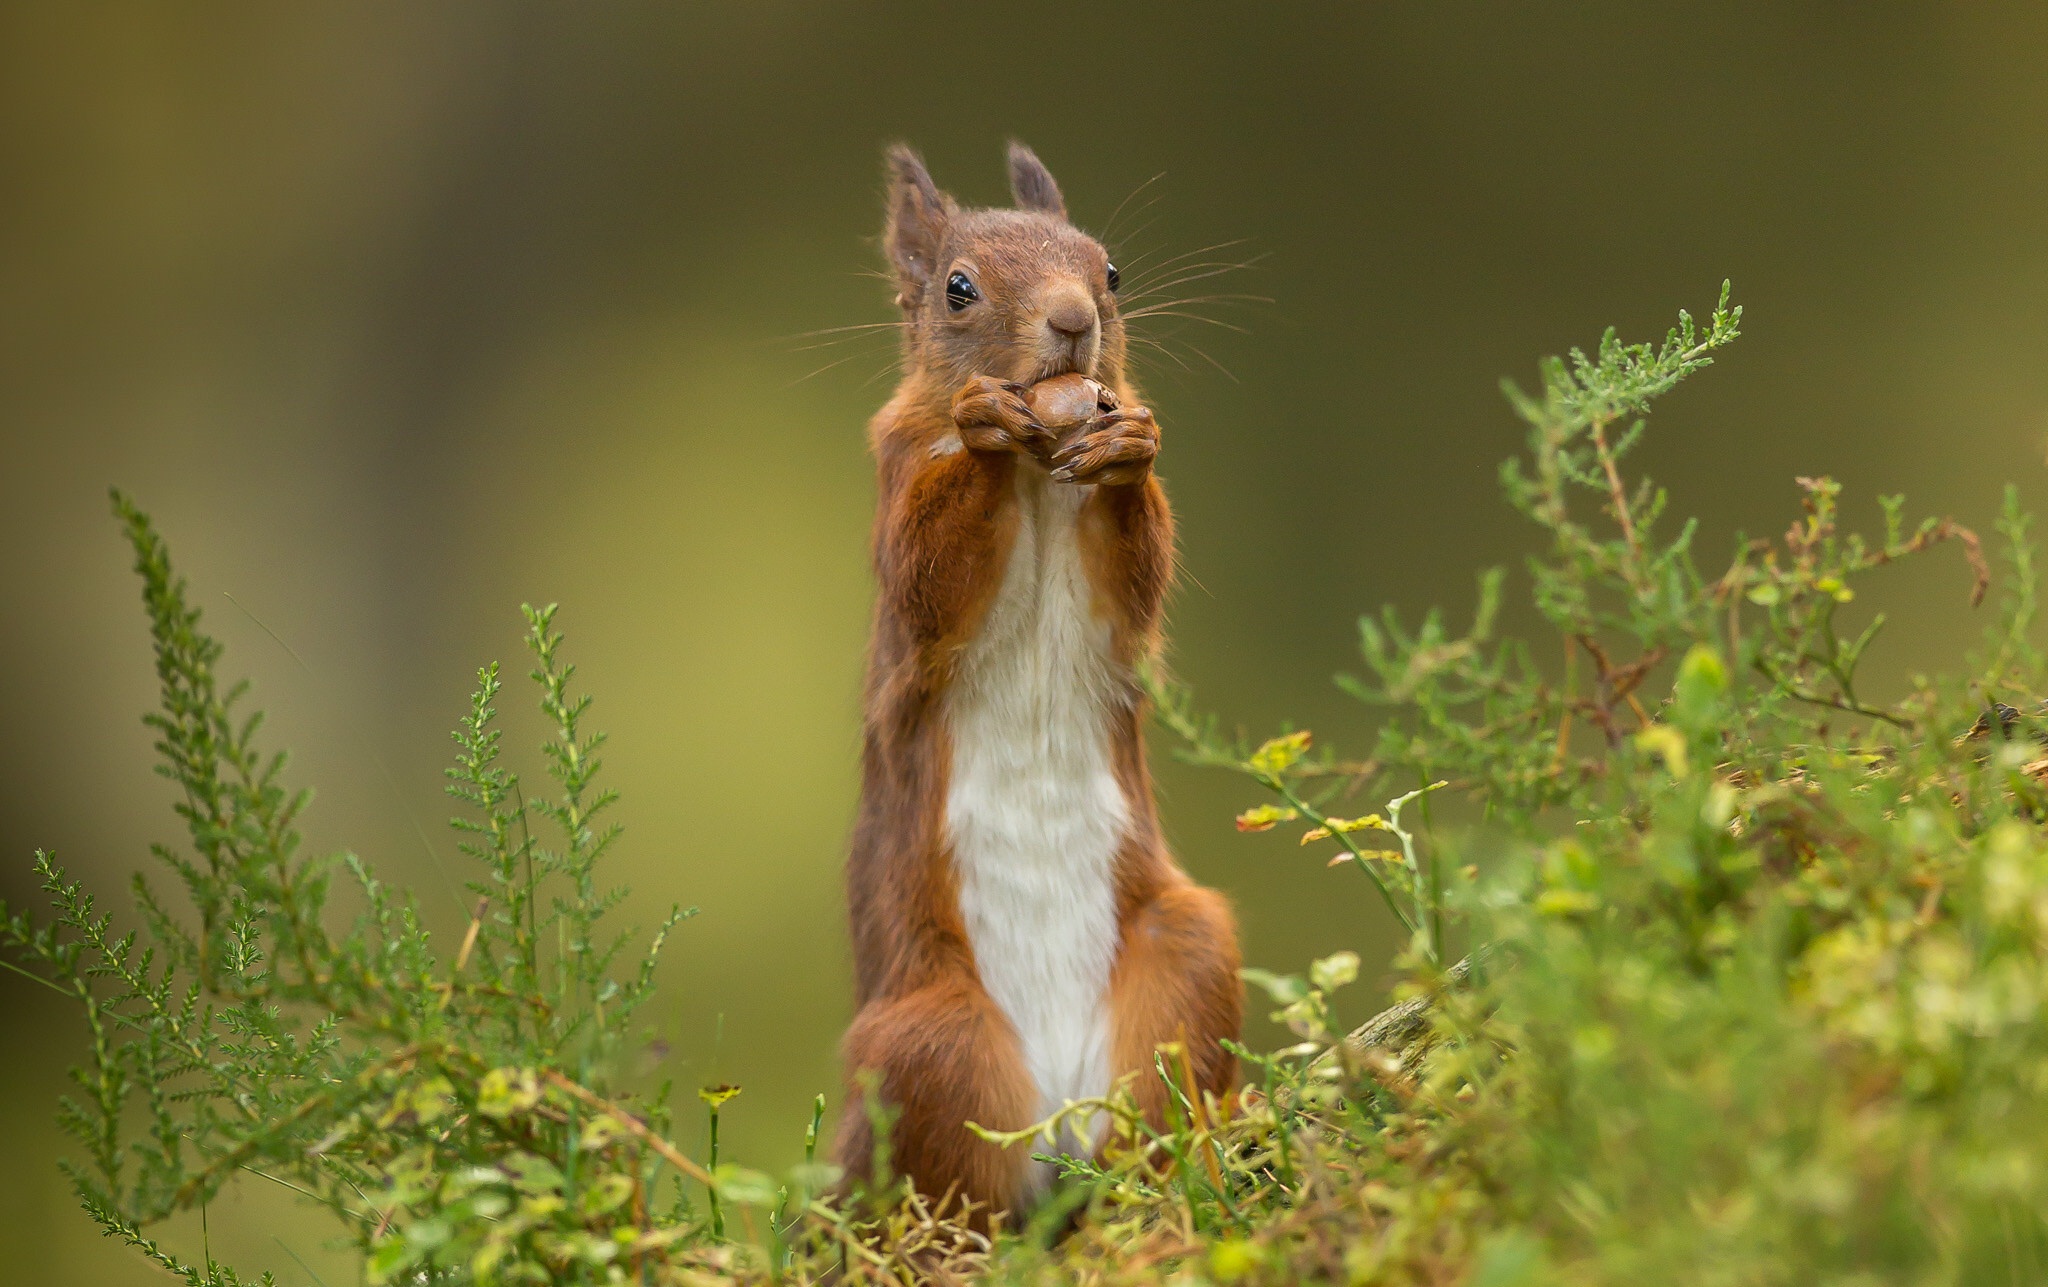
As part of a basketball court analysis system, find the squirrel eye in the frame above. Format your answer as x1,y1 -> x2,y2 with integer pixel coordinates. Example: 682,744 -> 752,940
1106,262 -> 1121,294
945,271 -> 980,311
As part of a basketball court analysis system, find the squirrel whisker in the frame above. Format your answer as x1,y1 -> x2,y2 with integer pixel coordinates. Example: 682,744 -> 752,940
791,343 -> 901,386
1119,253 -> 1270,300
1097,170 -> 1168,244
1117,237 -> 1253,279
1120,307 -> 1257,334
1106,241 -> 1245,296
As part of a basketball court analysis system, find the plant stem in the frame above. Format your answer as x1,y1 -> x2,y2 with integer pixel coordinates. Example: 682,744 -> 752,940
1263,775 -> 1417,936
539,1072 -> 712,1185
706,1100 -> 724,1239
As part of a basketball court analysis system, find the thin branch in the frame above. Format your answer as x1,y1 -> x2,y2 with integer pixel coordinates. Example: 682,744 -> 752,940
539,1070 -> 713,1186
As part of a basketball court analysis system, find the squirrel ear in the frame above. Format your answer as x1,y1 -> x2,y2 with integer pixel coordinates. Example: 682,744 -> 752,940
883,144 -> 951,292
1007,141 -> 1066,219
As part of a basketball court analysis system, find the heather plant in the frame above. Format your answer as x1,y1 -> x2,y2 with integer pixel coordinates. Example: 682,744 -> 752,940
1079,285 -> 2048,1284
10,286 -> 2048,1285
1,504 -> 743,1284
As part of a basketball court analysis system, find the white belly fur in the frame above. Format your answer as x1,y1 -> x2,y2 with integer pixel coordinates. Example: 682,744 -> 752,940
945,469 -> 1126,1190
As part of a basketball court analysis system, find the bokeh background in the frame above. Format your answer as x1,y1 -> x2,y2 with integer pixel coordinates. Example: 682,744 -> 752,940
5,4 -> 2047,1281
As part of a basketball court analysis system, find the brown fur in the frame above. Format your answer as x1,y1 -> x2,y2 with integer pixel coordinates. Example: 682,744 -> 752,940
836,143 -> 1242,1225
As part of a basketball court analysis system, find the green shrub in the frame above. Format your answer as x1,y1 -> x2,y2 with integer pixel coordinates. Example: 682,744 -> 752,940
1081,284 -> 2048,1284
10,285 -> 2047,1284
2,517 -> 746,1284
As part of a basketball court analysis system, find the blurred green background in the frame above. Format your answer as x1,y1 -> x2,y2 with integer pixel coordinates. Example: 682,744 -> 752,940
5,3 -> 2047,1281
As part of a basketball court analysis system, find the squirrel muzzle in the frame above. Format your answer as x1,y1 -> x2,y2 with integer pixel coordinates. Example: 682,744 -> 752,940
1035,282 -> 1101,378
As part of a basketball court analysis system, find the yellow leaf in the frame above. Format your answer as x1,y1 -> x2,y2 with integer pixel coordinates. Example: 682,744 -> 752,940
1235,804 -> 1299,833
698,1083 -> 742,1109
1210,1238 -> 1262,1281
1327,848 -> 1401,866
1246,730 -> 1312,776
1635,723 -> 1689,777
1536,888 -> 1601,916
579,1114 -> 631,1152
477,1067 -> 541,1120
1299,814 -> 1389,844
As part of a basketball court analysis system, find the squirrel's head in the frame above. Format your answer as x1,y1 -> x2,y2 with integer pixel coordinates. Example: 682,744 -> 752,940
883,142 -> 1125,389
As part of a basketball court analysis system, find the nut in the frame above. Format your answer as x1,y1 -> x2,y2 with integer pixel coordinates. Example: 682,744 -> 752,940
1024,373 -> 1118,431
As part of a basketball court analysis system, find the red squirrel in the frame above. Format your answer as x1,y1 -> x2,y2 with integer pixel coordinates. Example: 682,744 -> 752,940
833,142 -> 1242,1220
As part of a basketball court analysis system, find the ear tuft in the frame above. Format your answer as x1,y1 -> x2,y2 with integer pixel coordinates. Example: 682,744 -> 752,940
883,143 -> 952,292
1007,141 -> 1066,219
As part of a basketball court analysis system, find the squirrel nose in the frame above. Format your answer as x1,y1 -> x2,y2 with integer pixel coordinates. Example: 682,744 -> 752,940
1045,296 -> 1096,338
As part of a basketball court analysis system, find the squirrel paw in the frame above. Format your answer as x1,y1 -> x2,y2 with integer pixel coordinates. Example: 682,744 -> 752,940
951,375 -> 1055,459
1048,405 -> 1158,486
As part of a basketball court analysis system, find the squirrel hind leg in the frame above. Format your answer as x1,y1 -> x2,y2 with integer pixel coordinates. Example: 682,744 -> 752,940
833,977 -> 1039,1229
1106,882 -> 1244,1132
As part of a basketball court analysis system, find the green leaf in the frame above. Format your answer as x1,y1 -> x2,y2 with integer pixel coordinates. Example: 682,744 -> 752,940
1670,643 -> 1729,736
501,1152 -> 565,1195
1241,967 -> 1309,1004
713,1164 -> 782,1208
577,1173 -> 635,1218
1310,951 -> 1361,992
